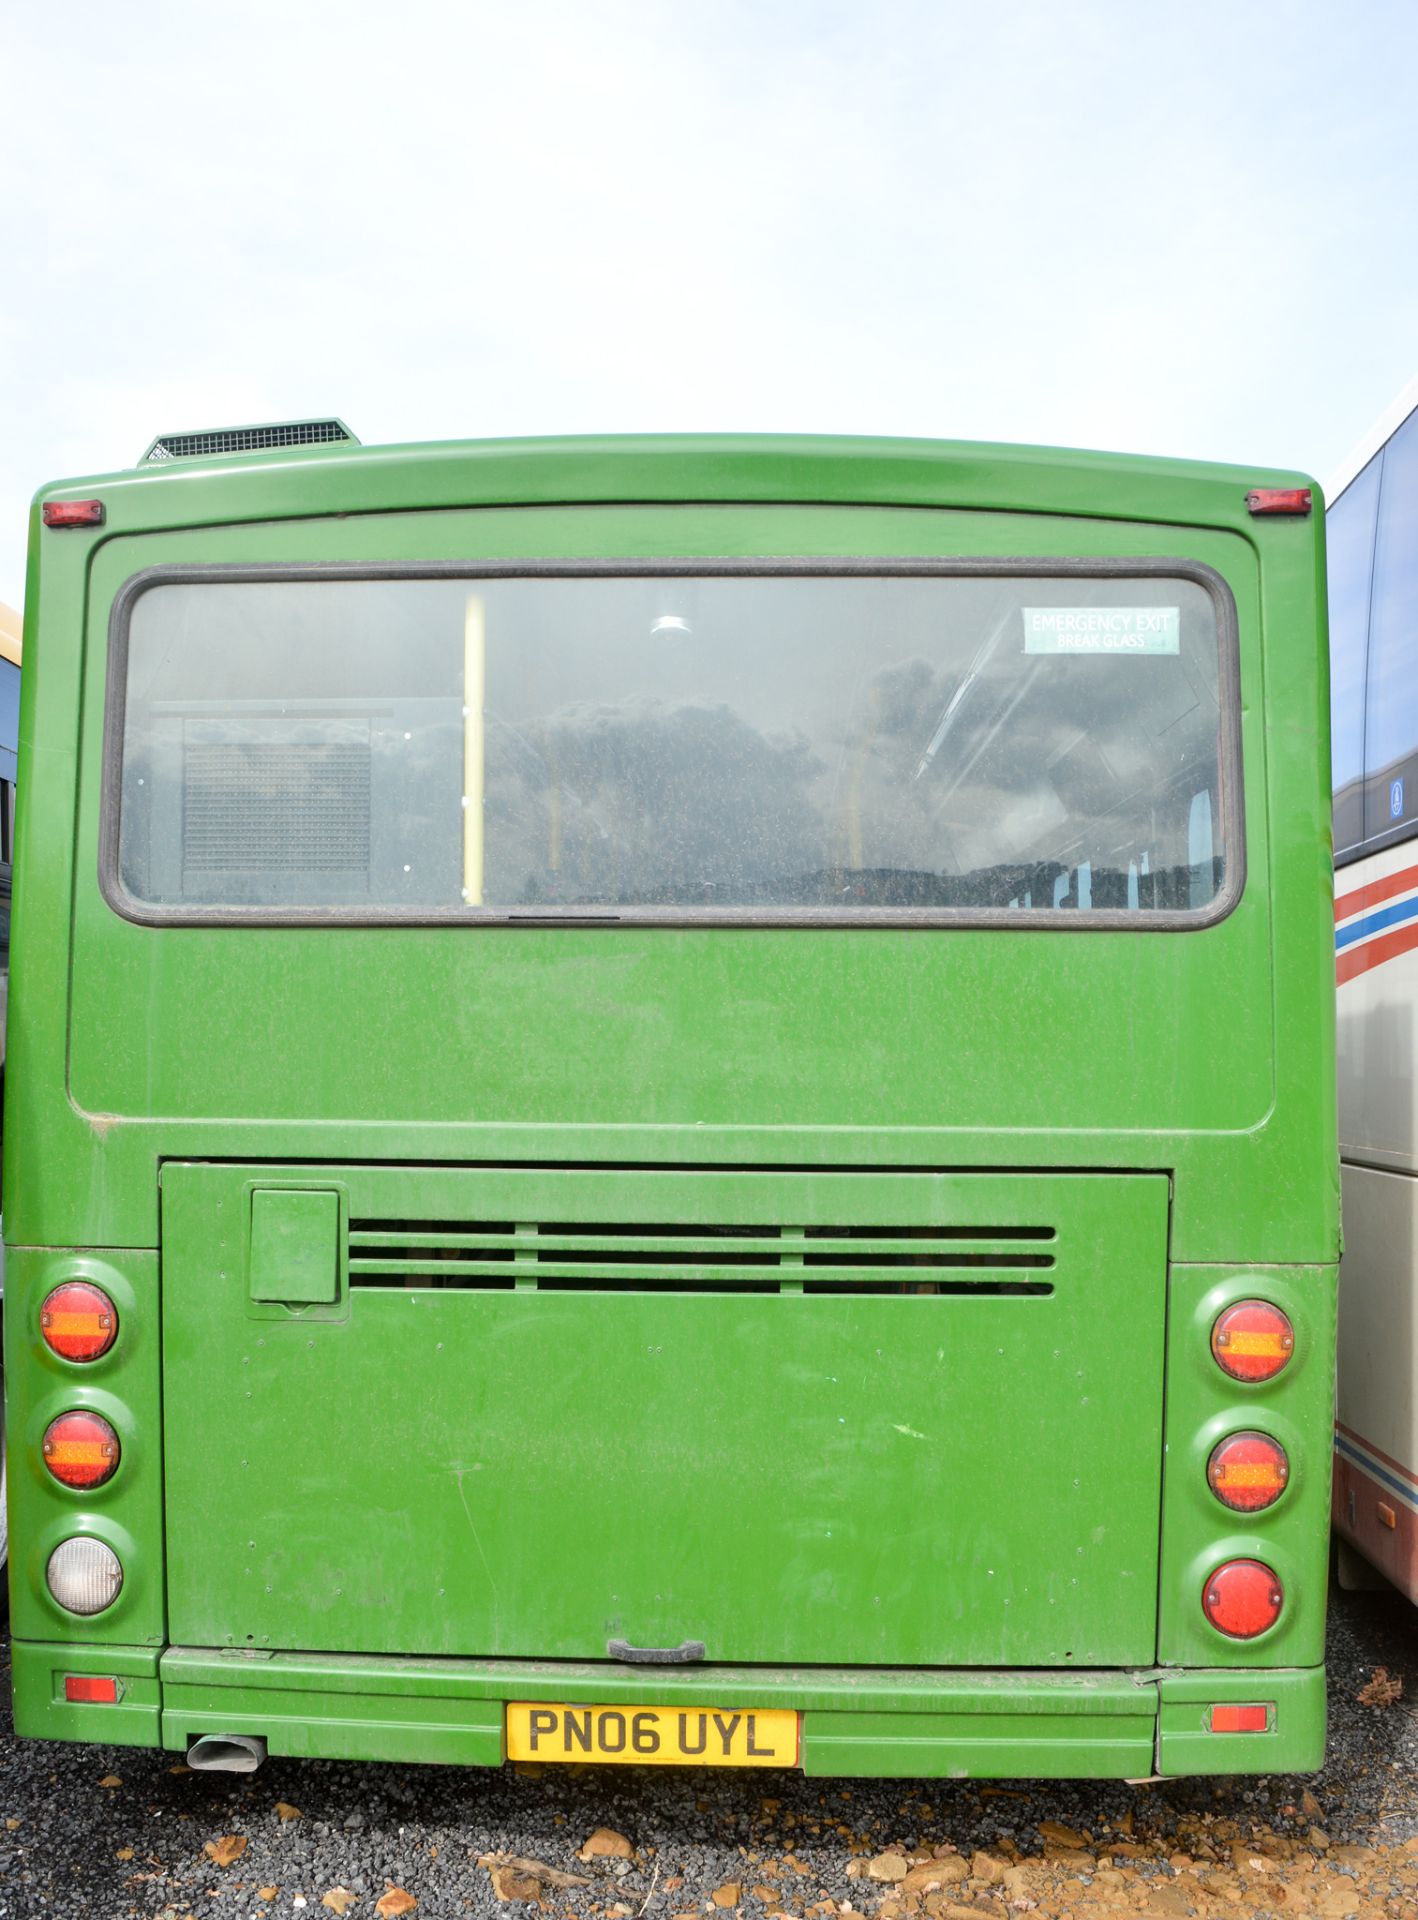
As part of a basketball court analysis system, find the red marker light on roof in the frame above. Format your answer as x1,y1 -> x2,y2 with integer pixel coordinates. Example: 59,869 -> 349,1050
41,499 -> 105,528
40,1281 -> 118,1362
1212,1300 -> 1294,1383
64,1674 -> 120,1704
1245,487 -> 1312,516
1202,1558 -> 1284,1638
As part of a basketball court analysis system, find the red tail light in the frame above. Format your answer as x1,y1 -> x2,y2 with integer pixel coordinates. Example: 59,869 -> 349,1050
1211,1300 -> 1294,1383
43,1410 -> 121,1489
1209,1703 -> 1271,1733
1202,1558 -> 1284,1638
64,1675 -> 119,1703
40,1282 -> 118,1362
1207,1431 -> 1290,1512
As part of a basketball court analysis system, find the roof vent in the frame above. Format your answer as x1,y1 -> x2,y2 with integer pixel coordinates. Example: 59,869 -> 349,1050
140,419 -> 358,464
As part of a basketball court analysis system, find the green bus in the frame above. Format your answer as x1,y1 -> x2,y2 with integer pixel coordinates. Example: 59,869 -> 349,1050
3,423 -> 1337,1779
0,597 -> 21,1599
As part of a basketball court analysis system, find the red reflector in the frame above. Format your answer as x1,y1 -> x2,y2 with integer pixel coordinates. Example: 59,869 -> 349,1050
1209,1702 -> 1271,1733
41,499 -> 105,528
43,1410 -> 121,1489
1245,487 -> 1312,516
64,1674 -> 119,1704
1211,1300 -> 1294,1383
40,1281 -> 119,1362
1202,1558 -> 1284,1639
1207,1431 -> 1290,1512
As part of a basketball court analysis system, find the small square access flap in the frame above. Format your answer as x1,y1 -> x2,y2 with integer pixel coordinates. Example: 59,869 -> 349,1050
249,1187 -> 340,1306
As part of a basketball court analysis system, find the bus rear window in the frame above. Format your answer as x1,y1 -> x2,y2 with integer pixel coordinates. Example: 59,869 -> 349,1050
105,564 -> 1237,924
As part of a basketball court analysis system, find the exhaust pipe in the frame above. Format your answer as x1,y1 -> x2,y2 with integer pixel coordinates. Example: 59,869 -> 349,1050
186,1733 -> 267,1773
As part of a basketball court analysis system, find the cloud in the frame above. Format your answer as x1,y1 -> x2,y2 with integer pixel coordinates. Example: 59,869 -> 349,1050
3,0 -> 1418,604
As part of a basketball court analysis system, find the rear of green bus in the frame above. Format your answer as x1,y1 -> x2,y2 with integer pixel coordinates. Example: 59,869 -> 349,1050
3,430 -> 1336,1778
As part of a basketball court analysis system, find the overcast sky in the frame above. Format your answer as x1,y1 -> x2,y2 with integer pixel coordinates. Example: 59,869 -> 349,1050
2,0 -> 1415,609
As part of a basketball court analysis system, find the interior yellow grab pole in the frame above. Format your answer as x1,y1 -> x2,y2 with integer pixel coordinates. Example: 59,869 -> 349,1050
463,594 -> 485,905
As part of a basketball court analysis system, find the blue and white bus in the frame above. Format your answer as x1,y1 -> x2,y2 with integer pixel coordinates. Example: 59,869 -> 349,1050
1329,375 -> 1418,1595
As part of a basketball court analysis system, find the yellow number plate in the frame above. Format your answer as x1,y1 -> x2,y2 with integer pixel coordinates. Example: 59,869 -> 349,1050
505,1702 -> 798,1767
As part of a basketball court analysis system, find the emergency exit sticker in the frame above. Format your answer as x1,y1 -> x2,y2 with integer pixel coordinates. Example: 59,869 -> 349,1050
1023,607 -> 1180,655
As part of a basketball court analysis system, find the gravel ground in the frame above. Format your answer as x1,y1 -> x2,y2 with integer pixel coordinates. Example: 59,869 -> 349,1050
1,1587 -> 1415,1920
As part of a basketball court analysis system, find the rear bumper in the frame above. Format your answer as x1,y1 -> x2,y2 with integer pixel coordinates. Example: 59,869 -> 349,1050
12,1643 -> 1325,1777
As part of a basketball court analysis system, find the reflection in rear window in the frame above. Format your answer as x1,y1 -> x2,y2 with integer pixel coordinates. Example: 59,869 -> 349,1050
110,568 -> 1232,921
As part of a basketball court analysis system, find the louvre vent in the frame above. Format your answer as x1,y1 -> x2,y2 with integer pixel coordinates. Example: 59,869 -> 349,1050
182,739 -> 371,874
347,1220 -> 1056,1295
143,419 -> 355,463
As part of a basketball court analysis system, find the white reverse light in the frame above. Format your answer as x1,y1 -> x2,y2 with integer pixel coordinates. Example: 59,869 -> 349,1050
46,1537 -> 123,1616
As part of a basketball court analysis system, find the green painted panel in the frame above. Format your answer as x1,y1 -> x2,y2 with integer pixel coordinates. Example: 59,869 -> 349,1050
1157,1266 -> 1336,1670
67,512 -> 1272,1165
10,1640 -> 162,1748
1157,1666 -> 1325,1775
11,1638 -> 1326,1775
162,1164 -> 1168,1666
158,1645 -> 1156,1709
3,1249 -> 166,1647
249,1187 -> 340,1306
160,1682 -> 503,1767
157,1646 -> 1159,1771
801,1710 -> 1154,1779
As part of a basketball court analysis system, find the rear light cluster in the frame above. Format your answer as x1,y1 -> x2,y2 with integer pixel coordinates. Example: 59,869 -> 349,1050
37,1279 -> 126,1618
1201,1300 -> 1293,1644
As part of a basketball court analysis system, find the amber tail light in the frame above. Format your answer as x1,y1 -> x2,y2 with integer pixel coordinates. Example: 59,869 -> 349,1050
40,1282 -> 118,1362
1211,1301 -> 1294,1383
1207,1431 -> 1289,1512
43,1410 -> 121,1489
